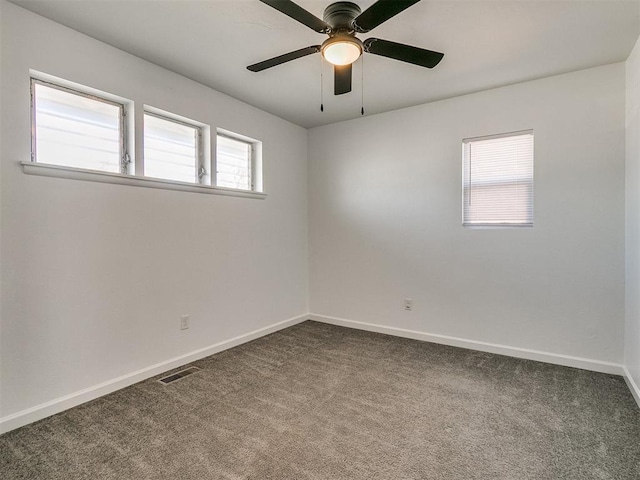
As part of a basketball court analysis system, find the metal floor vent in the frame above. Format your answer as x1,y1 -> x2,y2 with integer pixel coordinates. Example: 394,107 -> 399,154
158,366 -> 200,385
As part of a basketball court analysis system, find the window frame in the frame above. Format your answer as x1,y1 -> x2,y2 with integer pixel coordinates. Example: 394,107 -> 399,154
30,77 -> 130,174
462,129 -> 534,228
25,73 -> 265,199
215,129 -> 260,192
142,109 -> 206,185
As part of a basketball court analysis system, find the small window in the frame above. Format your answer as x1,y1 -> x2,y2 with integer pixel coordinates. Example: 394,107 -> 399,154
27,74 -> 265,199
144,112 -> 203,184
462,130 -> 534,227
31,79 -> 126,173
216,132 -> 257,191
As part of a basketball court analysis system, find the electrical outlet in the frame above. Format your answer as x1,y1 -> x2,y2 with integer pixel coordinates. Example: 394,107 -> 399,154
404,298 -> 413,311
180,314 -> 190,330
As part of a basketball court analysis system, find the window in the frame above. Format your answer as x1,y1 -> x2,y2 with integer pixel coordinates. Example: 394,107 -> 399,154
216,132 -> 257,191
31,78 -> 127,173
462,130 -> 534,227
144,112 -> 204,184
27,74 -> 265,199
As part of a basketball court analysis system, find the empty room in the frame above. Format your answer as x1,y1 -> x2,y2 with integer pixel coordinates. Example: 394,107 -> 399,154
1,0 -> 640,478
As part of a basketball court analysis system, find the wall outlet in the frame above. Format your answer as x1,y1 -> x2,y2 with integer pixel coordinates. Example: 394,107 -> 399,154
404,298 -> 413,311
180,314 -> 190,330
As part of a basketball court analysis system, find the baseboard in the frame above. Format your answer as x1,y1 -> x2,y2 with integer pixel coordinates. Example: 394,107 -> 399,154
0,314 -> 309,435
309,314 -> 624,376
623,366 -> 640,408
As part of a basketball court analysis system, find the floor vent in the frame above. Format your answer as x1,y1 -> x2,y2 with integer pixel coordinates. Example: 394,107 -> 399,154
158,366 -> 200,385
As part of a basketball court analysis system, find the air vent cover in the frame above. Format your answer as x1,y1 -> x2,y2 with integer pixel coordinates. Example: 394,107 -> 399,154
158,366 -> 200,385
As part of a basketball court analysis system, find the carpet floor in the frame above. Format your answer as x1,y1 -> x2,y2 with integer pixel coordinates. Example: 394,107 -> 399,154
1,321 -> 639,479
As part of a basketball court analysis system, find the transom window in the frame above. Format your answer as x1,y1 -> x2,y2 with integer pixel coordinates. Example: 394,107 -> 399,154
143,112 -> 204,184
216,133 -> 256,191
31,79 -> 126,173
28,73 -> 265,198
462,130 -> 534,227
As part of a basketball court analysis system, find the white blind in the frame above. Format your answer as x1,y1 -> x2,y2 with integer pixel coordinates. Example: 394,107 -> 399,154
463,130 -> 534,226
144,113 -> 200,183
34,82 -> 122,173
216,135 -> 252,191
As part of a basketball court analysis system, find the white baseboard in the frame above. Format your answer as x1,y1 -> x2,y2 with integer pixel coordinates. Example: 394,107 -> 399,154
0,314 -> 308,435
309,314 -> 624,376
623,366 -> 640,408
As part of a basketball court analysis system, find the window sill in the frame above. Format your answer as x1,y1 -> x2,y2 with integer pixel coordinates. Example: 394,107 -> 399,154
20,162 -> 267,199
463,224 -> 533,229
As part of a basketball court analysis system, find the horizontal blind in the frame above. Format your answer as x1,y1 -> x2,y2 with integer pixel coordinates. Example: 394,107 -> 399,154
216,135 -> 252,191
144,113 -> 199,183
463,131 -> 534,226
34,82 -> 122,173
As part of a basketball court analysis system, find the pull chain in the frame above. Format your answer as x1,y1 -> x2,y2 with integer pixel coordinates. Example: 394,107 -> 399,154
320,56 -> 324,112
361,55 -> 365,115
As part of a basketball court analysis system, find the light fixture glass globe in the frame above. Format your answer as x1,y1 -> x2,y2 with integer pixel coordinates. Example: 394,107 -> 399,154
322,41 -> 362,66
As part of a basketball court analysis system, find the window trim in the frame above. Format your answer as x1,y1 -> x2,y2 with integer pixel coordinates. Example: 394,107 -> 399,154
21,161 -> 267,199
461,129 -> 533,145
462,129 -> 534,228
30,77 -> 130,174
143,109 -> 206,185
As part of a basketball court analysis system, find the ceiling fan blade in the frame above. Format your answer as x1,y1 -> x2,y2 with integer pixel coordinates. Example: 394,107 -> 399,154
247,46 -> 321,72
364,38 -> 444,68
259,0 -> 331,33
334,64 -> 352,95
353,0 -> 421,33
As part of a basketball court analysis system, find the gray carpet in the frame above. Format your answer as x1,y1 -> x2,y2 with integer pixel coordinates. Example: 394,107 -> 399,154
1,321 -> 639,479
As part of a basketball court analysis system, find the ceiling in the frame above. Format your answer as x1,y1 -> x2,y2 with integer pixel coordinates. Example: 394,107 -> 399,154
10,0 -> 640,128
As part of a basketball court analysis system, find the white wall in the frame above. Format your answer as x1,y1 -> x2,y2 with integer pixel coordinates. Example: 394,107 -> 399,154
0,1 -> 308,426
625,37 -> 640,405
0,1 -> 3,420
309,64 -> 626,368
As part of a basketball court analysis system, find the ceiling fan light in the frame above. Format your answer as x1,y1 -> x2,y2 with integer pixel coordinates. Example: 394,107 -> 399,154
322,39 -> 362,66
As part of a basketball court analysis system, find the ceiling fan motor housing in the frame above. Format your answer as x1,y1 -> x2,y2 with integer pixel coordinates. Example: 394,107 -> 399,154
323,1 -> 362,32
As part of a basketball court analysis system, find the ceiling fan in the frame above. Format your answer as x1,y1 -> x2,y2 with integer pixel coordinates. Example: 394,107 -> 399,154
247,0 -> 444,95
